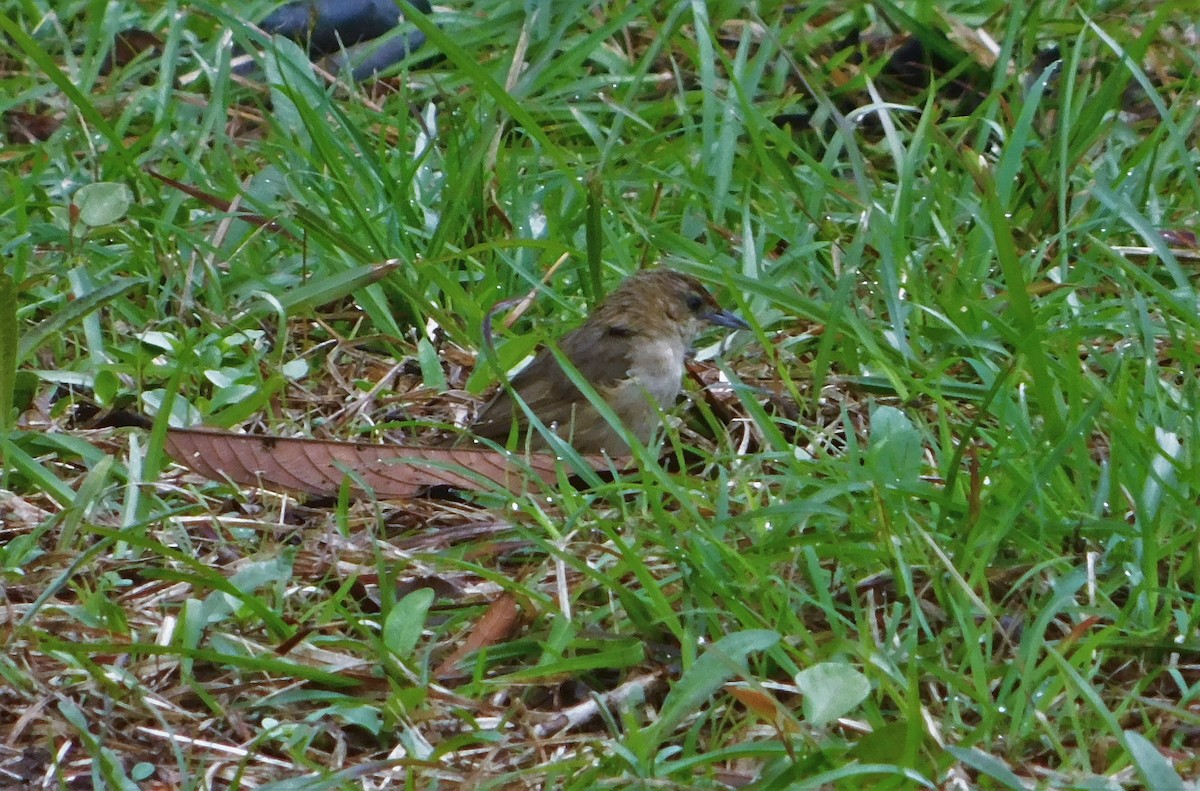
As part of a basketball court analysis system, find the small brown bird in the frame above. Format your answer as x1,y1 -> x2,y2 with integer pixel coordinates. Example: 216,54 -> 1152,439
470,268 -> 749,454
164,269 -> 748,497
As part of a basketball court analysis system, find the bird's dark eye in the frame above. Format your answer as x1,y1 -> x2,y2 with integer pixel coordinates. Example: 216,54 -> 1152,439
685,293 -> 704,312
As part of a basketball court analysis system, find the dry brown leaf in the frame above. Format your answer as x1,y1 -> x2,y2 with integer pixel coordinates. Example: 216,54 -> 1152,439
726,684 -> 802,734
725,684 -> 782,719
434,592 -> 521,679
165,427 -> 620,498
101,28 -> 164,73
4,108 -> 63,143
0,489 -> 54,525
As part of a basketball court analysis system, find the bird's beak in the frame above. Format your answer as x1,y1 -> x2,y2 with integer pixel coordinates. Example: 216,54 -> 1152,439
702,309 -> 750,331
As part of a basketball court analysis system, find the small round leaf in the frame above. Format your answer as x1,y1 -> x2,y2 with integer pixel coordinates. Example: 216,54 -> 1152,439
74,182 -> 133,226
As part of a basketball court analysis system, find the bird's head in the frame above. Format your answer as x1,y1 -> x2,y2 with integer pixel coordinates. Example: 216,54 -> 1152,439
592,268 -> 749,341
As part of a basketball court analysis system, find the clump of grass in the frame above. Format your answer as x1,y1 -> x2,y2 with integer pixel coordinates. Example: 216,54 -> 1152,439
2,0 -> 1198,787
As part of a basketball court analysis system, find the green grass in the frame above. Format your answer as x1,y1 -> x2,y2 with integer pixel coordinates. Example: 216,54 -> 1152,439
3,0 -> 1200,787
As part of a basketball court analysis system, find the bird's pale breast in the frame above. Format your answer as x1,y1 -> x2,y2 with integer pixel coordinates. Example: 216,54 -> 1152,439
625,336 -> 687,408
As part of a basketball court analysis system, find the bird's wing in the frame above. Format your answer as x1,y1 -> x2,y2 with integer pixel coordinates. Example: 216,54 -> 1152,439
470,321 -> 636,446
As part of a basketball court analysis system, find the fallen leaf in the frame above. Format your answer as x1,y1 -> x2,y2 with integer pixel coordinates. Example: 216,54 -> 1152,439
726,684 -> 782,719
433,592 -> 522,679
101,28 -> 163,74
4,108 -> 62,143
1160,229 -> 1197,249
164,427 -> 619,498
